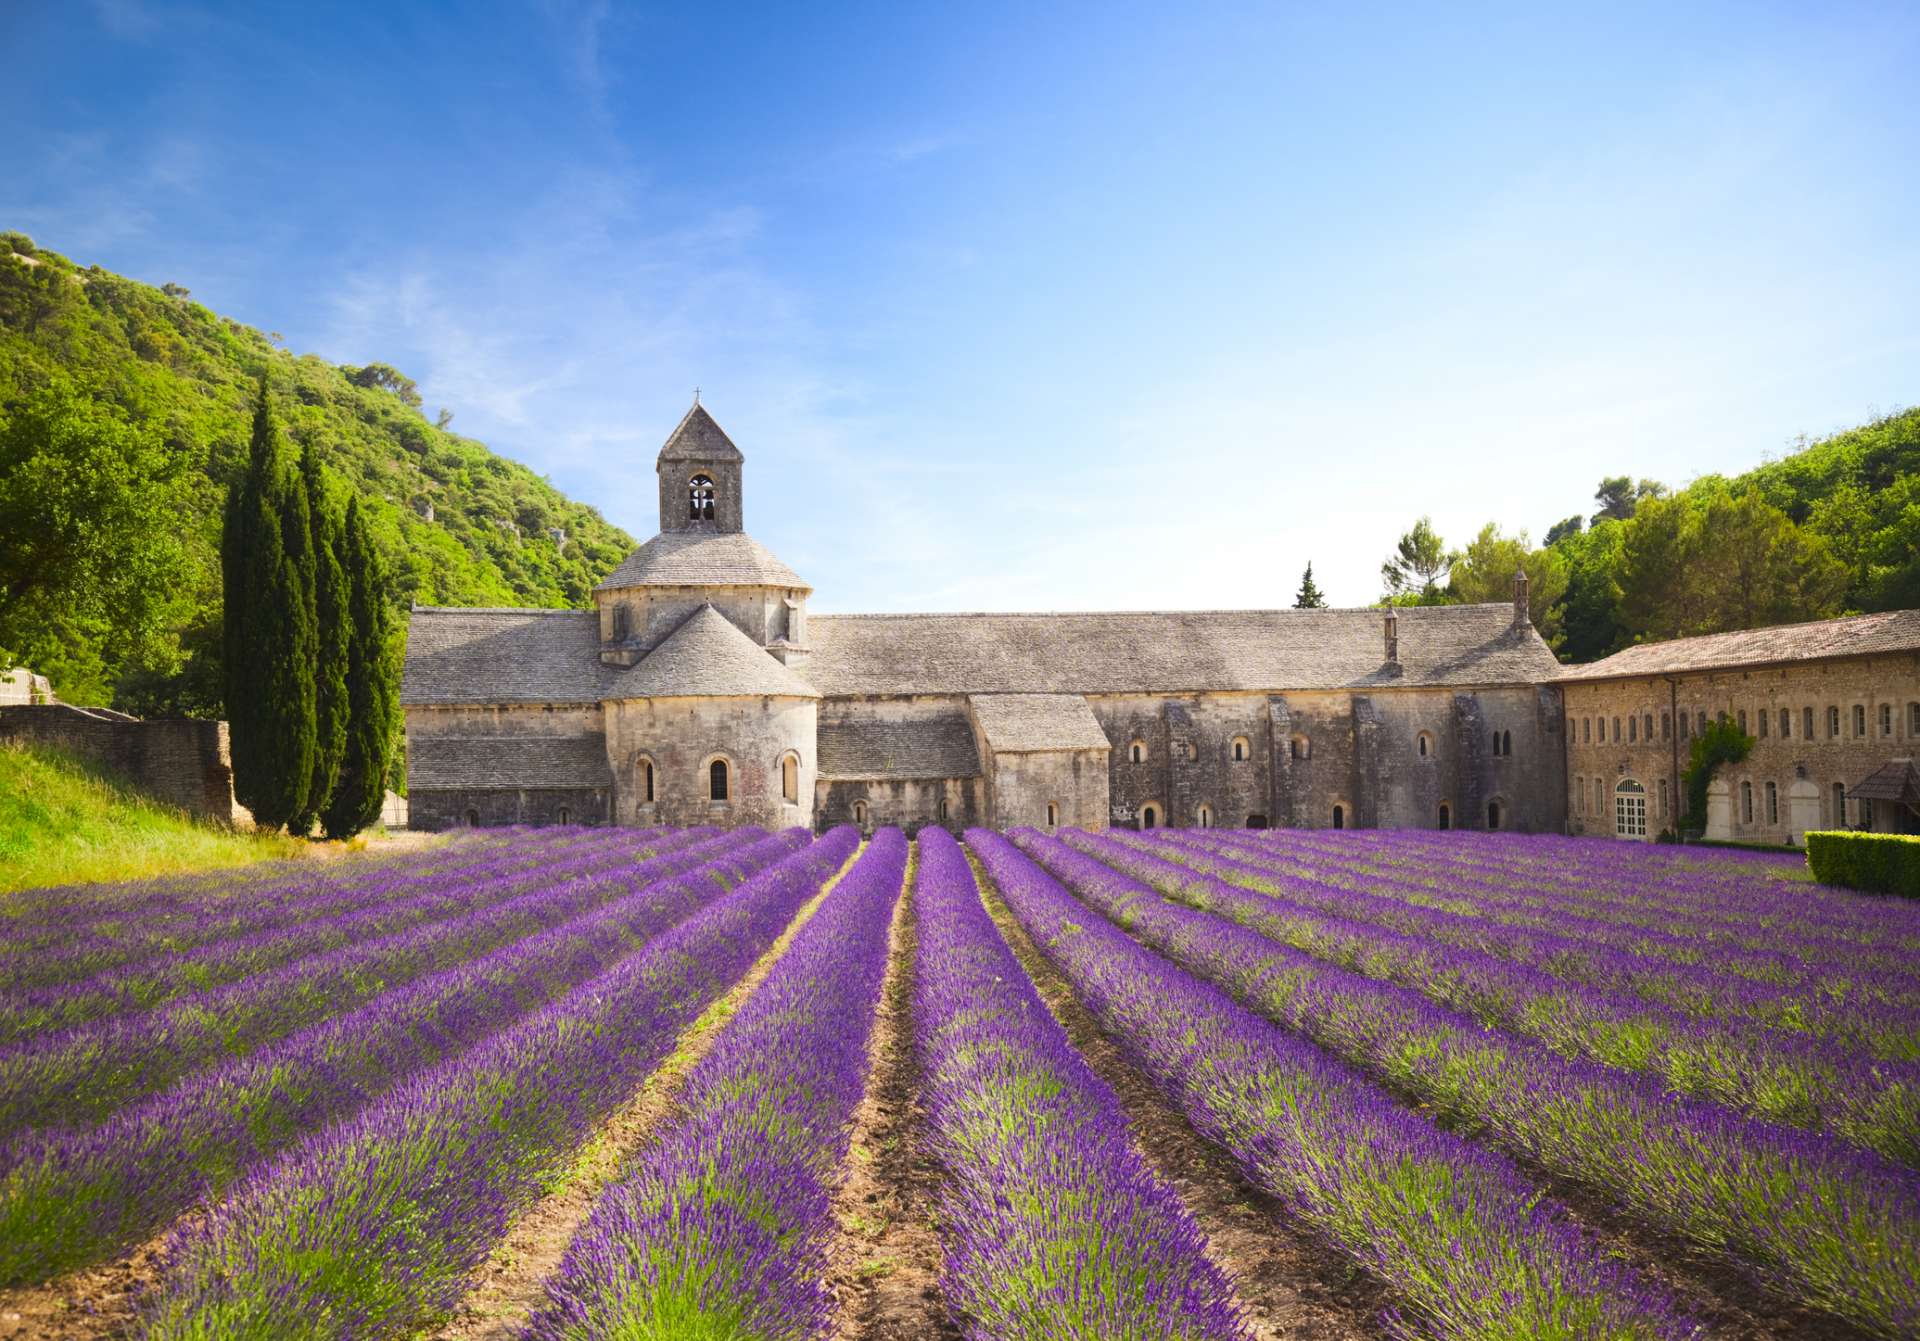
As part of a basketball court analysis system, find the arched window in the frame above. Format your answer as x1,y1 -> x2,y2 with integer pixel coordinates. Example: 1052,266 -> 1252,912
937,796 -> 949,821
1642,714 -> 1653,742
1196,804 -> 1212,829
1698,711 -> 1708,736
1765,780 -> 1778,824
1490,727 -> 1501,754
1661,712 -> 1671,740
1290,734 -> 1310,760
853,800 -> 868,827
708,757 -> 730,802
1827,706 -> 1840,738
1331,804 -> 1345,830
1628,715 -> 1638,744
1758,709 -> 1769,738
1614,779 -> 1646,838
1486,799 -> 1503,830
1881,703 -> 1893,737
1140,803 -> 1160,830
1741,780 -> 1754,824
1045,802 -> 1059,828
1438,802 -> 1451,830
689,474 -> 715,521
636,757 -> 656,805
781,753 -> 799,804
1417,732 -> 1433,758
1736,710 -> 1747,735
1582,718 -> 1591,744
465,808 -> 480,828
1502,729 -> 1512,757
557,806 -> 570,825
1231,736 -> 1250,762
1129,740 -> 1146,765
1779,708 -> 1791,738
1853,704 -> 1867,737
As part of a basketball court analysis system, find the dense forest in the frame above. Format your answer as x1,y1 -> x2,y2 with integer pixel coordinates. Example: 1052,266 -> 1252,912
1367,407 -> 1919,662
0,234 -> 633,711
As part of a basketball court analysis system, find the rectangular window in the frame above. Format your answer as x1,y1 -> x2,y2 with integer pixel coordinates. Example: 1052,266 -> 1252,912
1741,781 -> 1753,824
1879,703 -> 1892,736
1680,713 -> 1691,739
1612,717 -> 1622,743
1629,715 -> 1638,743
1757,709 -> 1767,737
1582,718 -> 1591,744
1779,708 -> 1791,738
1828,706 -> 1840,738
1698,711 -> 1708,735
1854,704 -> 1867,737
1737,710 -> 1747,734
1805,706 -> 1815,738
1661,711 -> 1671,740
1643,713 -> 1653,741
1766,781 -> 1778,825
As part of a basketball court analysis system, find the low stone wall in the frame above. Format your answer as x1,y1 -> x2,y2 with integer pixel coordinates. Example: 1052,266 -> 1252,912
0,705 -> 240,821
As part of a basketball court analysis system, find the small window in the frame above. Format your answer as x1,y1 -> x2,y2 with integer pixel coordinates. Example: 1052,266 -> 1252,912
1438,803 -> 1451,830
1831,782 -> 1846,826
1490,727 -> 1501,754
1804,706 -> 1815,739
1612,717 -> 1622,743
1661,712 -> 1671,740
1140,803 -> 1160,830
465,808 -> 481,827
1880,703 -> 1893,737
781,753 -> 799,804
1758,709 -> 1768,738
1582,718 -> 1591,744
1231,736 -> 1250,762
611,604 -> 630,641
1573,776 -> 1583,816
1290,735 -> 1310,760
1331,804 -> 1345,830
853,800 -> 868,827
1628,715 -> 1638,744
1697,711 -> 1707,736
641,759 -> 655,803
1045,802 -> 1058,828
1741,780 -> 1753,824
1853,704 -> 1866,737
1130,740 -> 1146,765
689,473 -> 715,521
1502,729 -> 1512,757
1680,713 -> 1690,740
1196,804 -> 1212,829
558,806 -> 570,825
1487,800 -> 1502,830
1828,706 -> 1841,738
1736,710 -> 1747,735
1658,778 -> 1669,818
1766,781 -> 1778,825
937,796 -> 949,822
709,758 -> 730,802
1418,733 -> 1431,758
1642,713 -> 1652,742
1779,708 -> 1790,739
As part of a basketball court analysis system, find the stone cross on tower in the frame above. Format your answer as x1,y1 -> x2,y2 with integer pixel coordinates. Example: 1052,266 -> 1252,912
656,401 -> 746,534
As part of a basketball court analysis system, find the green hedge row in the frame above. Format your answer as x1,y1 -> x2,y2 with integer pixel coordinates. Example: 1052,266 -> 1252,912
1804,831 -> 1920,898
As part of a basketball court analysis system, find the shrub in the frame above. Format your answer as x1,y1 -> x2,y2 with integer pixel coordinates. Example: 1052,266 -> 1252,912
1804,830 -> 1920,898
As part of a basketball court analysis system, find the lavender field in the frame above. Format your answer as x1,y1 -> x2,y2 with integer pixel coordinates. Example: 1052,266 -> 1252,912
1,825 -> 1915,1340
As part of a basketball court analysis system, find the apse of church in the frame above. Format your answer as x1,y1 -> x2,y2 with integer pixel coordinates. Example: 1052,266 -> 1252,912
401,403 -> 1570,834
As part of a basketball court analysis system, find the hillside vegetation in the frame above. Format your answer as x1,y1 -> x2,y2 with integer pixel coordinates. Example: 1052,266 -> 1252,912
0,233 -> 633,710
0,743 -> 305,894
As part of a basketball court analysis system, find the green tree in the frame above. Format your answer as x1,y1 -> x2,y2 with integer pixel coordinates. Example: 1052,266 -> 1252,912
1592,476 -> 1667,526
1380,517 -> 1459,603
1681,716 -> 1754,837
1293,561 -> 1328,609
296,442 -> 350,834
1544,515 -> 1584,547
0,372 -> 191,698
1550,520 -> 1628,663
223,380 -> 316,831
323,496 -> 398,839
1450,524 -> 1569,644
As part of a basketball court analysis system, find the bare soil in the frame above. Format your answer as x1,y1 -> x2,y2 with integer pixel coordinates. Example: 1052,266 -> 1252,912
824,859 -> 960,1341
426,847 -> 861,1341
968,855 -> 1390,1341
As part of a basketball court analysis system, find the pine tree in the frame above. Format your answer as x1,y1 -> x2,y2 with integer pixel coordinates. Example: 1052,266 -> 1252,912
222,378 -> 316,831
323,495 -> 397,839
295,442 -> 349,833
1293,561 -> 1328,609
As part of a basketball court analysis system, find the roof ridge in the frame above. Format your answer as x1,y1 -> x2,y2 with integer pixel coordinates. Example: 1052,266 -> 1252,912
410,605 -> 593,616
809,603 -> 1513,620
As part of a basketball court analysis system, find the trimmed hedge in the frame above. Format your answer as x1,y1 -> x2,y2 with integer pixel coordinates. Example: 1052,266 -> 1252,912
1804,831 -> 1920,898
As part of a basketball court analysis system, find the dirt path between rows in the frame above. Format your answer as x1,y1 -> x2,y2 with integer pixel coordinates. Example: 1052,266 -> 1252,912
0,1214 -> 191,1340
967,854 -> 1390,1341
824,855 -> 958,1341
426,844 -> 863,1341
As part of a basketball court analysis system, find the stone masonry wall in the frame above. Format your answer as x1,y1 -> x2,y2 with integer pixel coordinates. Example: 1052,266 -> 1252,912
1564,651 -> 1920,843
603,694 -> 816,831
410,787 -> 610,829
0,705 -> 239,820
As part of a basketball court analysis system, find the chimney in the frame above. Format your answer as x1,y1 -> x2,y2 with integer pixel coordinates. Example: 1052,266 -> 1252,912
1513,568 -> 1531,628
1383,607 -> 1399,664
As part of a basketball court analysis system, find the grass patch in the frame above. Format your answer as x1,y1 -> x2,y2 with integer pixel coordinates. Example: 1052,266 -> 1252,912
0,742 -> 304,895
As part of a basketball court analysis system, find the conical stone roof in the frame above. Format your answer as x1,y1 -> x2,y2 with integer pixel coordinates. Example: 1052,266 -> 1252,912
593,531 -> 809,592
613,604 -> 820,699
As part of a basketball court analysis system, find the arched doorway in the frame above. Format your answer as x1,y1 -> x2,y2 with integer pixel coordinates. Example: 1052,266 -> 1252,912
1438,803 -> 1451,830
1331,804 -> 1344,830
1486,800 -> 1502,830
1140,803 -> 1161,830
465,808 -> 480,828
1245,814 -> 1268,830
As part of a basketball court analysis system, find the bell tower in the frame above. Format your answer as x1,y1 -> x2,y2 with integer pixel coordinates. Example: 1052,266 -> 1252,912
657,399 -> 745,534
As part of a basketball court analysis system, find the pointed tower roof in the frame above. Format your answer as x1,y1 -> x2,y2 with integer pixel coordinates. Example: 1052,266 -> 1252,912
658,402 -> 744,463
614,603 -> 820,699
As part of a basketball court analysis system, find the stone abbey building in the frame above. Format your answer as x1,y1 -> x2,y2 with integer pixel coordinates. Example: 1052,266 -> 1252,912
402,404 -> 1571,834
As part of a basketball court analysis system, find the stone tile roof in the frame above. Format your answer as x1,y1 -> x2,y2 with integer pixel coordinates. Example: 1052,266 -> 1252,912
817,712 -> 981,779
969,694 -> 1112,754
403,608 -> 608,705
803,605 -> 1557,695
595,531 -> 809,592
657,403 -> 743,462
619,604 -> 820,699
409,733 -> 613,790
1847,759 -> 1920,807
1558,610 -> 1920,682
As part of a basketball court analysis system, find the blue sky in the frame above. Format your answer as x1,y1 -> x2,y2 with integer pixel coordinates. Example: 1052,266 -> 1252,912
5,1 -> 1916,612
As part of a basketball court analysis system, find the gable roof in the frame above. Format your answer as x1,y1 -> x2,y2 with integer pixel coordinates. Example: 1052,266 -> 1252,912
969,694 -> 1111,753
410,733 -> 612,790
817,711 -> 981,779
802,604 -> 1557,696
595,531 -> 809,592
403,608 -> 608,705
1558,610 -> 1920,682
657,403 -> 743,463
619,604 -> 820,699
1848,759 -> 1920,807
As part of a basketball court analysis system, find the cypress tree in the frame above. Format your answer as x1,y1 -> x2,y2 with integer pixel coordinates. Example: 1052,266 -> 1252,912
323,495 -> 397,839
221,378 -> 315,831
295,442 -> 349,833
1293,561 -> 1328,609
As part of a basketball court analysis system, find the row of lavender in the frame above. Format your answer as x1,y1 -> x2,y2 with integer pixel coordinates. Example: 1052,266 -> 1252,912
139,829 -> 862,1338
1116,827 -> 1920,1162
1037,829 -> 1919,1336
0,826 -> 798,1284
